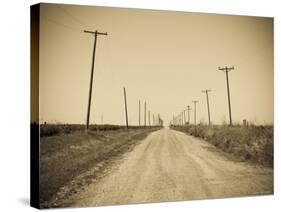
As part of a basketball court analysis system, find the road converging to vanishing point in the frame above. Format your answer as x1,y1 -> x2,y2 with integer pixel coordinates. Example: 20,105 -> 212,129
67,128 -> 273,206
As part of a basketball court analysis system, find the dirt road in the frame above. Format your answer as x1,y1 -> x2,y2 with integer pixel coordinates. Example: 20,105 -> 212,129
65,128 -> 273,207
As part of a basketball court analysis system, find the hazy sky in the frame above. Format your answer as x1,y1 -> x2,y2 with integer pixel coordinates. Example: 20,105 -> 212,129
39,3 -> 273,125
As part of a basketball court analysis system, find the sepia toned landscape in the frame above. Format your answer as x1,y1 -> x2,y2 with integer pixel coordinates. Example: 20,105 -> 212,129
36,3 -> 273,208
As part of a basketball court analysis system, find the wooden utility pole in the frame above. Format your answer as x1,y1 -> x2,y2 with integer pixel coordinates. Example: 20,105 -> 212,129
148,111 -> 151,126
138,100 -> 141,126
123,87 -> 129,128
183,110 -> 186,124
219,66 -> 234,126
144,101 -> 146,127
187,105 -> 191,124
192,101 -> 199,125
202,89 -> 212,126
84,30 -> 108,132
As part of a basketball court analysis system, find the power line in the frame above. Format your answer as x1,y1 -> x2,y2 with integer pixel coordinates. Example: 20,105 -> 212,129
41,5 -> 95,33
56,5 -> 93,29
41,15 -> 82,32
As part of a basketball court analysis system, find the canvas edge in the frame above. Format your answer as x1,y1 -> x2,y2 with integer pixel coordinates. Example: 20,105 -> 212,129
30,3 -> 40,209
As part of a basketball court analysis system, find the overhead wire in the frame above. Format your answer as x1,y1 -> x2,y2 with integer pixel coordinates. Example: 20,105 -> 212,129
55,5 -> 94,30
41,4 -> 96,34
41,14 -> 83,33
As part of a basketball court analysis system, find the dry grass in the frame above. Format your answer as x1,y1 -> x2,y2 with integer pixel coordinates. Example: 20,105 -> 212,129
39,127 -> 160,206
171,124 -> 273,167
40,124 -> 157,137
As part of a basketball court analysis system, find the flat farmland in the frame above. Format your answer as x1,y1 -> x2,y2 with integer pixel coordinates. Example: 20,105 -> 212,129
52,128 -> 273,208
39,125 -> 161,208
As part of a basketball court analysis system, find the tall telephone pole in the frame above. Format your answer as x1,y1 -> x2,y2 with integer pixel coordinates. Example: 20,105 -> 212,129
138,100 -> 141,126
144,101 -> 147,127
202,89 -> 212,126
192,101 -> 199,125
84,30 -> 108,132
148,111 -> 151,126
187,105 -> 192,124
219,66 -> 234,126
123,87 -> 129,128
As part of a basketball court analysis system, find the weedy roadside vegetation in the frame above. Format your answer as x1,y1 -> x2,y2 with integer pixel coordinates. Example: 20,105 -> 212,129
39,124 -> 161,207
40,124 -> 155,137
171,124 -> 273,167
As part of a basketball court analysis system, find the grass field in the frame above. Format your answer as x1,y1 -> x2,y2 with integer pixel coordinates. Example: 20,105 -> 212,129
39,126 -> 161,207
171,124 -> 273,167
40,123 -> 149,137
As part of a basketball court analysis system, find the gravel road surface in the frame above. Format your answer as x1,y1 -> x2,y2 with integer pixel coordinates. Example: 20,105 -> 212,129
66,128 -> 273,207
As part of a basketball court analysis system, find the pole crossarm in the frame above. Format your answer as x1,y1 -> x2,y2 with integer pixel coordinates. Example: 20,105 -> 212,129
84,30 -> 108,36
202,89 -> 212,93
218,66 -> 234,72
